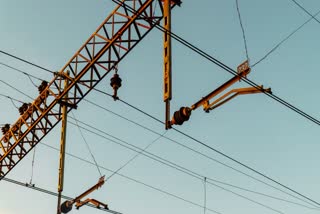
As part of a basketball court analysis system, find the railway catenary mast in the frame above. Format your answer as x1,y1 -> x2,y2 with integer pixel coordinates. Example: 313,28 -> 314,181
0,0 -> 181,179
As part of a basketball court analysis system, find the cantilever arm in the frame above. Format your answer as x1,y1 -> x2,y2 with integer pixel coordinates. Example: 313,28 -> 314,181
75,198 -> 109,210
203,86 -> 271,112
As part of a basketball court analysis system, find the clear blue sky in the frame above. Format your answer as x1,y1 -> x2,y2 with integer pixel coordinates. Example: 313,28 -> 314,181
1,0 -> 320,214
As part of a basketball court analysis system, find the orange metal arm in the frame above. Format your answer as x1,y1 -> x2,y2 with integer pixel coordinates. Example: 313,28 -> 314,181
203,86 -> 271,112
191,68 -> 250,110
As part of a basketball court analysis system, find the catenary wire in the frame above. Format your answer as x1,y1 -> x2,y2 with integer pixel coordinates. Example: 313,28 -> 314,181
0,50 -> 54,74
204,177 -> 207,214
0,79 -> 33,100
0,69 -> 318,210
1,177 -> 121,214
71,111 -> 103,177
1,3 -> 320,206
65,114 -> 309,212
235,0 -> 250,64
0,60 -> 307,207
83,93 -> 319,210
0,86 -> 223,214
104,131 -> 167,181
37,143 -> 224,214
110,1 -> 320,206
290,0 -> 320,24
0,92 -> 315,211
1,1 -> 318,212
252,9 -> 320,67
29,147 -> 36,185
39,140 -> 286,214
110,0 -> 320,127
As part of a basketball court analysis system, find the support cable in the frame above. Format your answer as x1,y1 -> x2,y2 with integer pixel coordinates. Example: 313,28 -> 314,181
0,92 -> 315,211
105,131 -> 167,182
29,148 -> 36,185
71,111 -> 103,177
37,143 -> 225,214
0,79 -> 33,100
1,8 -> 320,204
252,9 -> 320,67
109,0 -> 320,127
1,177 -> 121,214
0,77 -> 317,210
40,141 -> 287,214
290,0 -> 320,24
235,0 -> 250,64
0,50 -> 54,74
204,177 -> 207,214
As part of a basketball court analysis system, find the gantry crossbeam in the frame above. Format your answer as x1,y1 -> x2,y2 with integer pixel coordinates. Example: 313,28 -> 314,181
0,0 -> 179,178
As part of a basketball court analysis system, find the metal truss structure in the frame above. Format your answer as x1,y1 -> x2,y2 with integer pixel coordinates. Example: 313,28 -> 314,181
0,0 -> 179,178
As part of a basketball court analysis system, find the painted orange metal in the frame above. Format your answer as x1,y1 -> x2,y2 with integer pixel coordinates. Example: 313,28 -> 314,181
0,0 -> 180,178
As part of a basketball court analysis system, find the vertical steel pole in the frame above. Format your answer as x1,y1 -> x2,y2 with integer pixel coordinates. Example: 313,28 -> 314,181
163,0 -> 172,129
57,72 -> 69,214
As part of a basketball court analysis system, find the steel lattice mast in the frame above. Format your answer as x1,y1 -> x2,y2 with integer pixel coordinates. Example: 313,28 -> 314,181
0,0 -> 179,178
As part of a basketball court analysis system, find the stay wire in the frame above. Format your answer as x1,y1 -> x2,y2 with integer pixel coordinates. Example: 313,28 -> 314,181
235,0 -> 250,64
71,111 -> 103,177
252,8 -> 320,67
39,142 -> 285,214
1,62 -> 319,209
65,116 -> 312,212
38,143 -> 224,214
45,120 -> 288,214
290,0 -> 320,24
110,0 -> 320,128
0,61 -> 43,87
0,70 -> 316,211
29,147 -> 36,185
103,5 -> 320,208
1,177 -> 121,214
0,50 -> 54,74
0,92 -> 315,211
0,79 -> 33,100
1,3 -> 320,205
105,131 -> 167,182
86,91 -> 319,209
204,177 -> 207,214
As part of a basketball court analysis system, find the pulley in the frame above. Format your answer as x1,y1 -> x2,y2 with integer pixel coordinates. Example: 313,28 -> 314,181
110,73 -> 122,101
171,107 -> 191,125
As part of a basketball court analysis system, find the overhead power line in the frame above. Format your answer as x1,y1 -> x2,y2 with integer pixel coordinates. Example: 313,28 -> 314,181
2,177 -> 121,214
252,8 -> 320,67
40,140 -> 286,214
72,111 -> 103,177
39,143 -> 224,214
0,50 -> 54,74
1,1 -> 320,206
290,0 -> 320,24
235,0 -> 250,64
0,60 -> 318,210
0,91 -> 315,211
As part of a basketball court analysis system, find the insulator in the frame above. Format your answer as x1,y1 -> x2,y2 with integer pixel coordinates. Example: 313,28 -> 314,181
173,0 -> 182,6
61,200 -> 73,213
110,73 -> 122,89
171,107 -> 191,125
1,124 -> 10,135
110,73 -> 122,100
38,81 -> 48,94
19,103 -> 30,115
